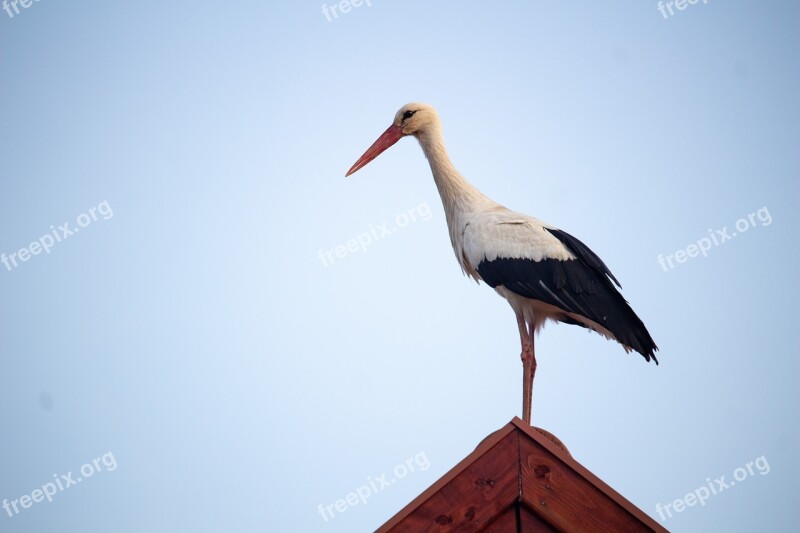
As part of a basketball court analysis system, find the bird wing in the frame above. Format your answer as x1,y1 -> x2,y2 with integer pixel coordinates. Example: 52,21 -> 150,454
463,210 -> 658,361
462,210 -> 576,265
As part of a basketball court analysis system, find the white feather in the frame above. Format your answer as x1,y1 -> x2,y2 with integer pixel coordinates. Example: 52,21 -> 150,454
462,209 -> 575,270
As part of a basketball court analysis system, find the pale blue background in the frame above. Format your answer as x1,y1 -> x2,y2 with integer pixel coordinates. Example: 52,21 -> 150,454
1,1 -> 798,532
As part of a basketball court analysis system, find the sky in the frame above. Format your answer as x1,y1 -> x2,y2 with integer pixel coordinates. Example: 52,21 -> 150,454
1,1 -> 798,531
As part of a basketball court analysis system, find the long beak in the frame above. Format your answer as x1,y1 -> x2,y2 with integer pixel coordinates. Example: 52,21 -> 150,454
345,124 -> 404,177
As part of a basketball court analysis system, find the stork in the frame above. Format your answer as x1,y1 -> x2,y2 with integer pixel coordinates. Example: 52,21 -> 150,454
346,103 -> 658,424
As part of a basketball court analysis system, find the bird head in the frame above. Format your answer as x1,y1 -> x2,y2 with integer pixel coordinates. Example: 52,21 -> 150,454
394,102 -> 440,136
345,103 -> 439,177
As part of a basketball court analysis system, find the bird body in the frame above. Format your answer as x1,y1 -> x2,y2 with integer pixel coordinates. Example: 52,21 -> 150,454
346,103 -> 657,423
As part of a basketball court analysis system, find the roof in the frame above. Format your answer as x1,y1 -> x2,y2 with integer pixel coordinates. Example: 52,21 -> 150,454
376,418 -> 668,532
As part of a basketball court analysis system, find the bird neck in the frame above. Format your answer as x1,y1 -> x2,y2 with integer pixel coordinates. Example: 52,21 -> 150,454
415,124 -> 491,279
416,127 -> 487,218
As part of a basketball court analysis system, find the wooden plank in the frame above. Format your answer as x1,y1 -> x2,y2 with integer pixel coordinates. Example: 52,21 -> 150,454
376,423 -> 517,532
377,430 -> 520,533
519,505 -> 559,532
481,503 -> 559,532
377,418 -> 668,533
480,504 -> 518,532
511,418 -> 667,532
519,434 -> 660,532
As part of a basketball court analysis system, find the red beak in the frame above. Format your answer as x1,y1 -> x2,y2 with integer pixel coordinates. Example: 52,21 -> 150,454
345,124 -> 404,177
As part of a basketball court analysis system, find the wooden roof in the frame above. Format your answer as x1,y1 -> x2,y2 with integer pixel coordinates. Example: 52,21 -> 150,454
376,418 -> 668,532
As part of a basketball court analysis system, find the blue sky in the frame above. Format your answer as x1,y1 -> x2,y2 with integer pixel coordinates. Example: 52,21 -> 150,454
1,1 -> 798,531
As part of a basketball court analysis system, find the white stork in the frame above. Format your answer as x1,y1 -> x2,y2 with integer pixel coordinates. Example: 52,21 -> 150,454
345,103 -> 658,424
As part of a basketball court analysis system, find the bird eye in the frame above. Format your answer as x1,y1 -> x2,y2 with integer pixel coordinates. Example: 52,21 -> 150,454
402,110 -> 416,120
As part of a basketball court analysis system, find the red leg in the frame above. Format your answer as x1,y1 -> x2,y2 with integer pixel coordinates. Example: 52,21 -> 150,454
527,328 -> 537,422
517,314 -> 536,424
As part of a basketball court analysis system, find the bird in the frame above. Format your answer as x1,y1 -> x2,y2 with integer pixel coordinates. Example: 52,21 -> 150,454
345,103 -> 657,425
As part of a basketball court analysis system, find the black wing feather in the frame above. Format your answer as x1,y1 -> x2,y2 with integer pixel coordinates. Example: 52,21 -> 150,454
477,228 -> 658,363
